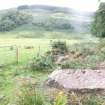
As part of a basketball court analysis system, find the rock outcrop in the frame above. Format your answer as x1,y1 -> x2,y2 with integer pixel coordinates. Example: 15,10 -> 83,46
46,69 -> 105,94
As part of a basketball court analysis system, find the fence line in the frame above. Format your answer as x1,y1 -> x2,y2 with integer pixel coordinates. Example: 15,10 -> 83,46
0,45 -> 43,66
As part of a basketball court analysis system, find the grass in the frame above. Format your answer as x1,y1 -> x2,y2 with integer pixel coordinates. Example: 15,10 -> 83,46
0,26 -> 98,41
0,38 -> 79,65
0,7 -> 101,104
0,33 -> 99,105
0,37 -> 81,104
61,42 -> 105,69
0,64 -> 49,103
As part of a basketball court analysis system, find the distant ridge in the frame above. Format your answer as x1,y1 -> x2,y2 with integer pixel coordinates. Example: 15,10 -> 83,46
0,4 -> 94,36
17,4 -> 71,13
17,4 -> 94,16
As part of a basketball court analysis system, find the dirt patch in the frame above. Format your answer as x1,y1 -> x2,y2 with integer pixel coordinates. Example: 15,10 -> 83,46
55,52 -> 86,65
14,76 -> 37,86
96,61 -> 105,70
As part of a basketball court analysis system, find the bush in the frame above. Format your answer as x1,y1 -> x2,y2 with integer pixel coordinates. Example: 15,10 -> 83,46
28,41 -> 68,71
0,10 -> 32,31
50,41 -> 68,55
15,86 -> 50,105
91,2 -> 105,37
30,54 -> 55,71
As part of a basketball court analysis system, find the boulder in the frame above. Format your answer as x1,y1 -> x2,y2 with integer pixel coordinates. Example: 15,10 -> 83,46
46,69 -> 105,94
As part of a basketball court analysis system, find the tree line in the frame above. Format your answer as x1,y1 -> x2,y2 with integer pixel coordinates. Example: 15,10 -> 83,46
0,10 -> 31,31
91,2 -> 105,37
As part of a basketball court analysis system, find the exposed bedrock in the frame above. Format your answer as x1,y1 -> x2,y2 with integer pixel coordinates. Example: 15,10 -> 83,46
46,69 -> 105,94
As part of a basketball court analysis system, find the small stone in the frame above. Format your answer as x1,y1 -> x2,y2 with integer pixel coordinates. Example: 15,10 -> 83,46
0,95 -> 5,100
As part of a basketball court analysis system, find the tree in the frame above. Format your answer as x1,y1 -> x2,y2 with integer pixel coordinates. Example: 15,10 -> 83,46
91,2 -> 105,37
0,10 -> 32,32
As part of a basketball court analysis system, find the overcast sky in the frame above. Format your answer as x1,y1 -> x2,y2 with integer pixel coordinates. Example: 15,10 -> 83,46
0,0 -> 101,12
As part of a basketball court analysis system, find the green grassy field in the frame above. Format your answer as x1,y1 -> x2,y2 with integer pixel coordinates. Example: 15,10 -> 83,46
0,32 -> 99,105
0,5 -> 103,105
0,37 -> 103,105
0,37 -> 81,103
0,38 -> 79,65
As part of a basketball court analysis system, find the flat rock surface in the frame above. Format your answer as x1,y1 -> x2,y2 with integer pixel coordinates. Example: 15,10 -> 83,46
46,69 -> 105,91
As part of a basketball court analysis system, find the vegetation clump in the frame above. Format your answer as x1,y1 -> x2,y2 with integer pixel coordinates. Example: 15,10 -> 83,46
0,10 -> 32,31
29,54 -> 55,71
54,91 -> 67,105
29,41 -> 68,71
14,85 -> 105,105
50,41 -> 68,55
60,42 -> 105,69
91,2 -> 105,37
15,86 -> 48,105
28,40 -> 105,70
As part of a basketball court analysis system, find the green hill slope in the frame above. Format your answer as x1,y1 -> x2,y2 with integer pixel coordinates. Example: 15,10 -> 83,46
0,5 -> 94,39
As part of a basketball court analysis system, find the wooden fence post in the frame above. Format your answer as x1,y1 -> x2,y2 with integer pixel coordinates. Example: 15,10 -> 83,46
16,46 -> 19,64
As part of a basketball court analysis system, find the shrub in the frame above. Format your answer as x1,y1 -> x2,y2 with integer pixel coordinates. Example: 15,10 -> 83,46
28,41 -> 69,71
15,86 -> 47,105
91,2 -> 105,37
50,41 -> 68,55
30,54 -> 55,71
0,10 -> 32,31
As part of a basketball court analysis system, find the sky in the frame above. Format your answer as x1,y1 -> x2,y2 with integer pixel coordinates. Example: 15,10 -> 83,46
0,0 -> 101,12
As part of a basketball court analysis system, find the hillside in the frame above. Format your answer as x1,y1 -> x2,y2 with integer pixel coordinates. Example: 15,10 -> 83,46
0,5 -> 94,39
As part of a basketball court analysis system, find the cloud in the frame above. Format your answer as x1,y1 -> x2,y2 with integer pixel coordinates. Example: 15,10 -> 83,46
0,0 -> 99,11
101,0 -> 105,2
67,0 -> 99,11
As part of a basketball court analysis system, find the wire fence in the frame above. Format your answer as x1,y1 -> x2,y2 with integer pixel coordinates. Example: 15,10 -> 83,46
0,46 -> 16,66
0,45 -> 49,66
0,45 -> 43,66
